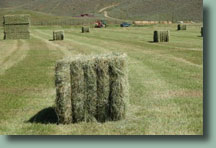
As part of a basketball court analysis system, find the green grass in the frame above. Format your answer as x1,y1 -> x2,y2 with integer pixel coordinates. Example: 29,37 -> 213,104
0,24 -> 203,135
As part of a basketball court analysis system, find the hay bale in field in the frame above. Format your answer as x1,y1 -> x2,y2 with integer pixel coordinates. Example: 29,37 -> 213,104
70,58 -> 85,123
95,57 -> 110,122
154,30 -> 170,42
201,27 -> 203,37
3,14 -> 30,40
4,32 -> 30,40
83,59 -> 97,122
53,31 -> 64,40
109,54 -> 128,121
55,61 -> 72,124
3,15 -> 30,25
55,53 -> 129,124
82,26 -> 90,33
177,24 -> 187,30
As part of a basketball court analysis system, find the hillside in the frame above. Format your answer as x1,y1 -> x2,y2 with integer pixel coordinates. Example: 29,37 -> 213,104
0,0 -> 203,22
108,0 -> 203,22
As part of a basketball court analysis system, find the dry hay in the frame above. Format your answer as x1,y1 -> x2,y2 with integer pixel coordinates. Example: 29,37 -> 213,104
53,31 -> 64,41
133,21 -> 158,25
55,53 -> 129,124
82,26 -> 90,33
177,24 -> 187,30
3,14 -> 30,40
55,61 -> 72,124
3,14 -> 30,25
159,21 -> 172,24
154,30 -> 170,42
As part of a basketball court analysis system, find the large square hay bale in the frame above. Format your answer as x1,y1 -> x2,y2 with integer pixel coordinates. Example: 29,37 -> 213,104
4,25 -> 29,33
3,14 -> 30,25
3,32 -> 30,40
53,31 -> 64,40
82,26 -> 90,33
154,30 -> 170,42
3,14 -> 30,40
55,61 -> 72,124
55,53 -> 129,124
201,27 -> 203,37
177,24 -> 187,30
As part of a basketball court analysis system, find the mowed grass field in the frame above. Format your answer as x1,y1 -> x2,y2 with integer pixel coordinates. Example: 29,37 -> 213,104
0,24 -> 203,135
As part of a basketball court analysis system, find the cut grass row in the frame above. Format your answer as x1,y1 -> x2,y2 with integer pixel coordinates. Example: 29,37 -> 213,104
0,24 -> 203,135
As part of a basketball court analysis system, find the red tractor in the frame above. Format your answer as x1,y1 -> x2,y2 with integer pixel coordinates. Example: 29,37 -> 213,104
95,20 -> 107,28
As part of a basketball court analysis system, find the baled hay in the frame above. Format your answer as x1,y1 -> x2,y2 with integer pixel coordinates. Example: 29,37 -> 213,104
53,31 -> 64,40
70,59 -> 85,123
55,61 -> 72,124
154,30 -> 170,42
177,24 -> 187,30
3,14 -> 30,25
109,54 -> 128,121
95,56 -> 110,122
83,59 -> 97,122
3,14 -> 30,40
4,32 -> 30,40
82,26 -> 90,33
55,53 -> 129,124
4,25 -> 29,33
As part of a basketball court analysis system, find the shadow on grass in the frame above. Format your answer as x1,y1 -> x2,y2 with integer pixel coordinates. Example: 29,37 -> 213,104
148,41 -> 156,43
28,107 -> 58,124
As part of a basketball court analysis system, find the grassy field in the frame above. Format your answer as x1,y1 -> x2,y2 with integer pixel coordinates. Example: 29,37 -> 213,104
0,24 -> 203,135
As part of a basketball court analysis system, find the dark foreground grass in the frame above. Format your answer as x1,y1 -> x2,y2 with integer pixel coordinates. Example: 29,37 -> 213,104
0,24 -> 203,135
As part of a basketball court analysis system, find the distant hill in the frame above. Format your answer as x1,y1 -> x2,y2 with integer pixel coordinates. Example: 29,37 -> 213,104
0,0 -> 203,22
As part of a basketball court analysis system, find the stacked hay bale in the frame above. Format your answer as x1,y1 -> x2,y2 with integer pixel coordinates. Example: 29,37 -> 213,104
153,30 -> 170,42
82,26 -> 90,33
177,24 -> 187,30
53,31 -> 64,40
201,27 -> 203,37
55,53 -> 129,124
3,14 -> 30,40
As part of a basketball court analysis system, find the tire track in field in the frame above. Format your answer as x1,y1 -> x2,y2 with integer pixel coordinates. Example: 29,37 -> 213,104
31,30 -> 72,56
34,29 -> 108,54
0,40 -> 30,75
0,40 -> 18,66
